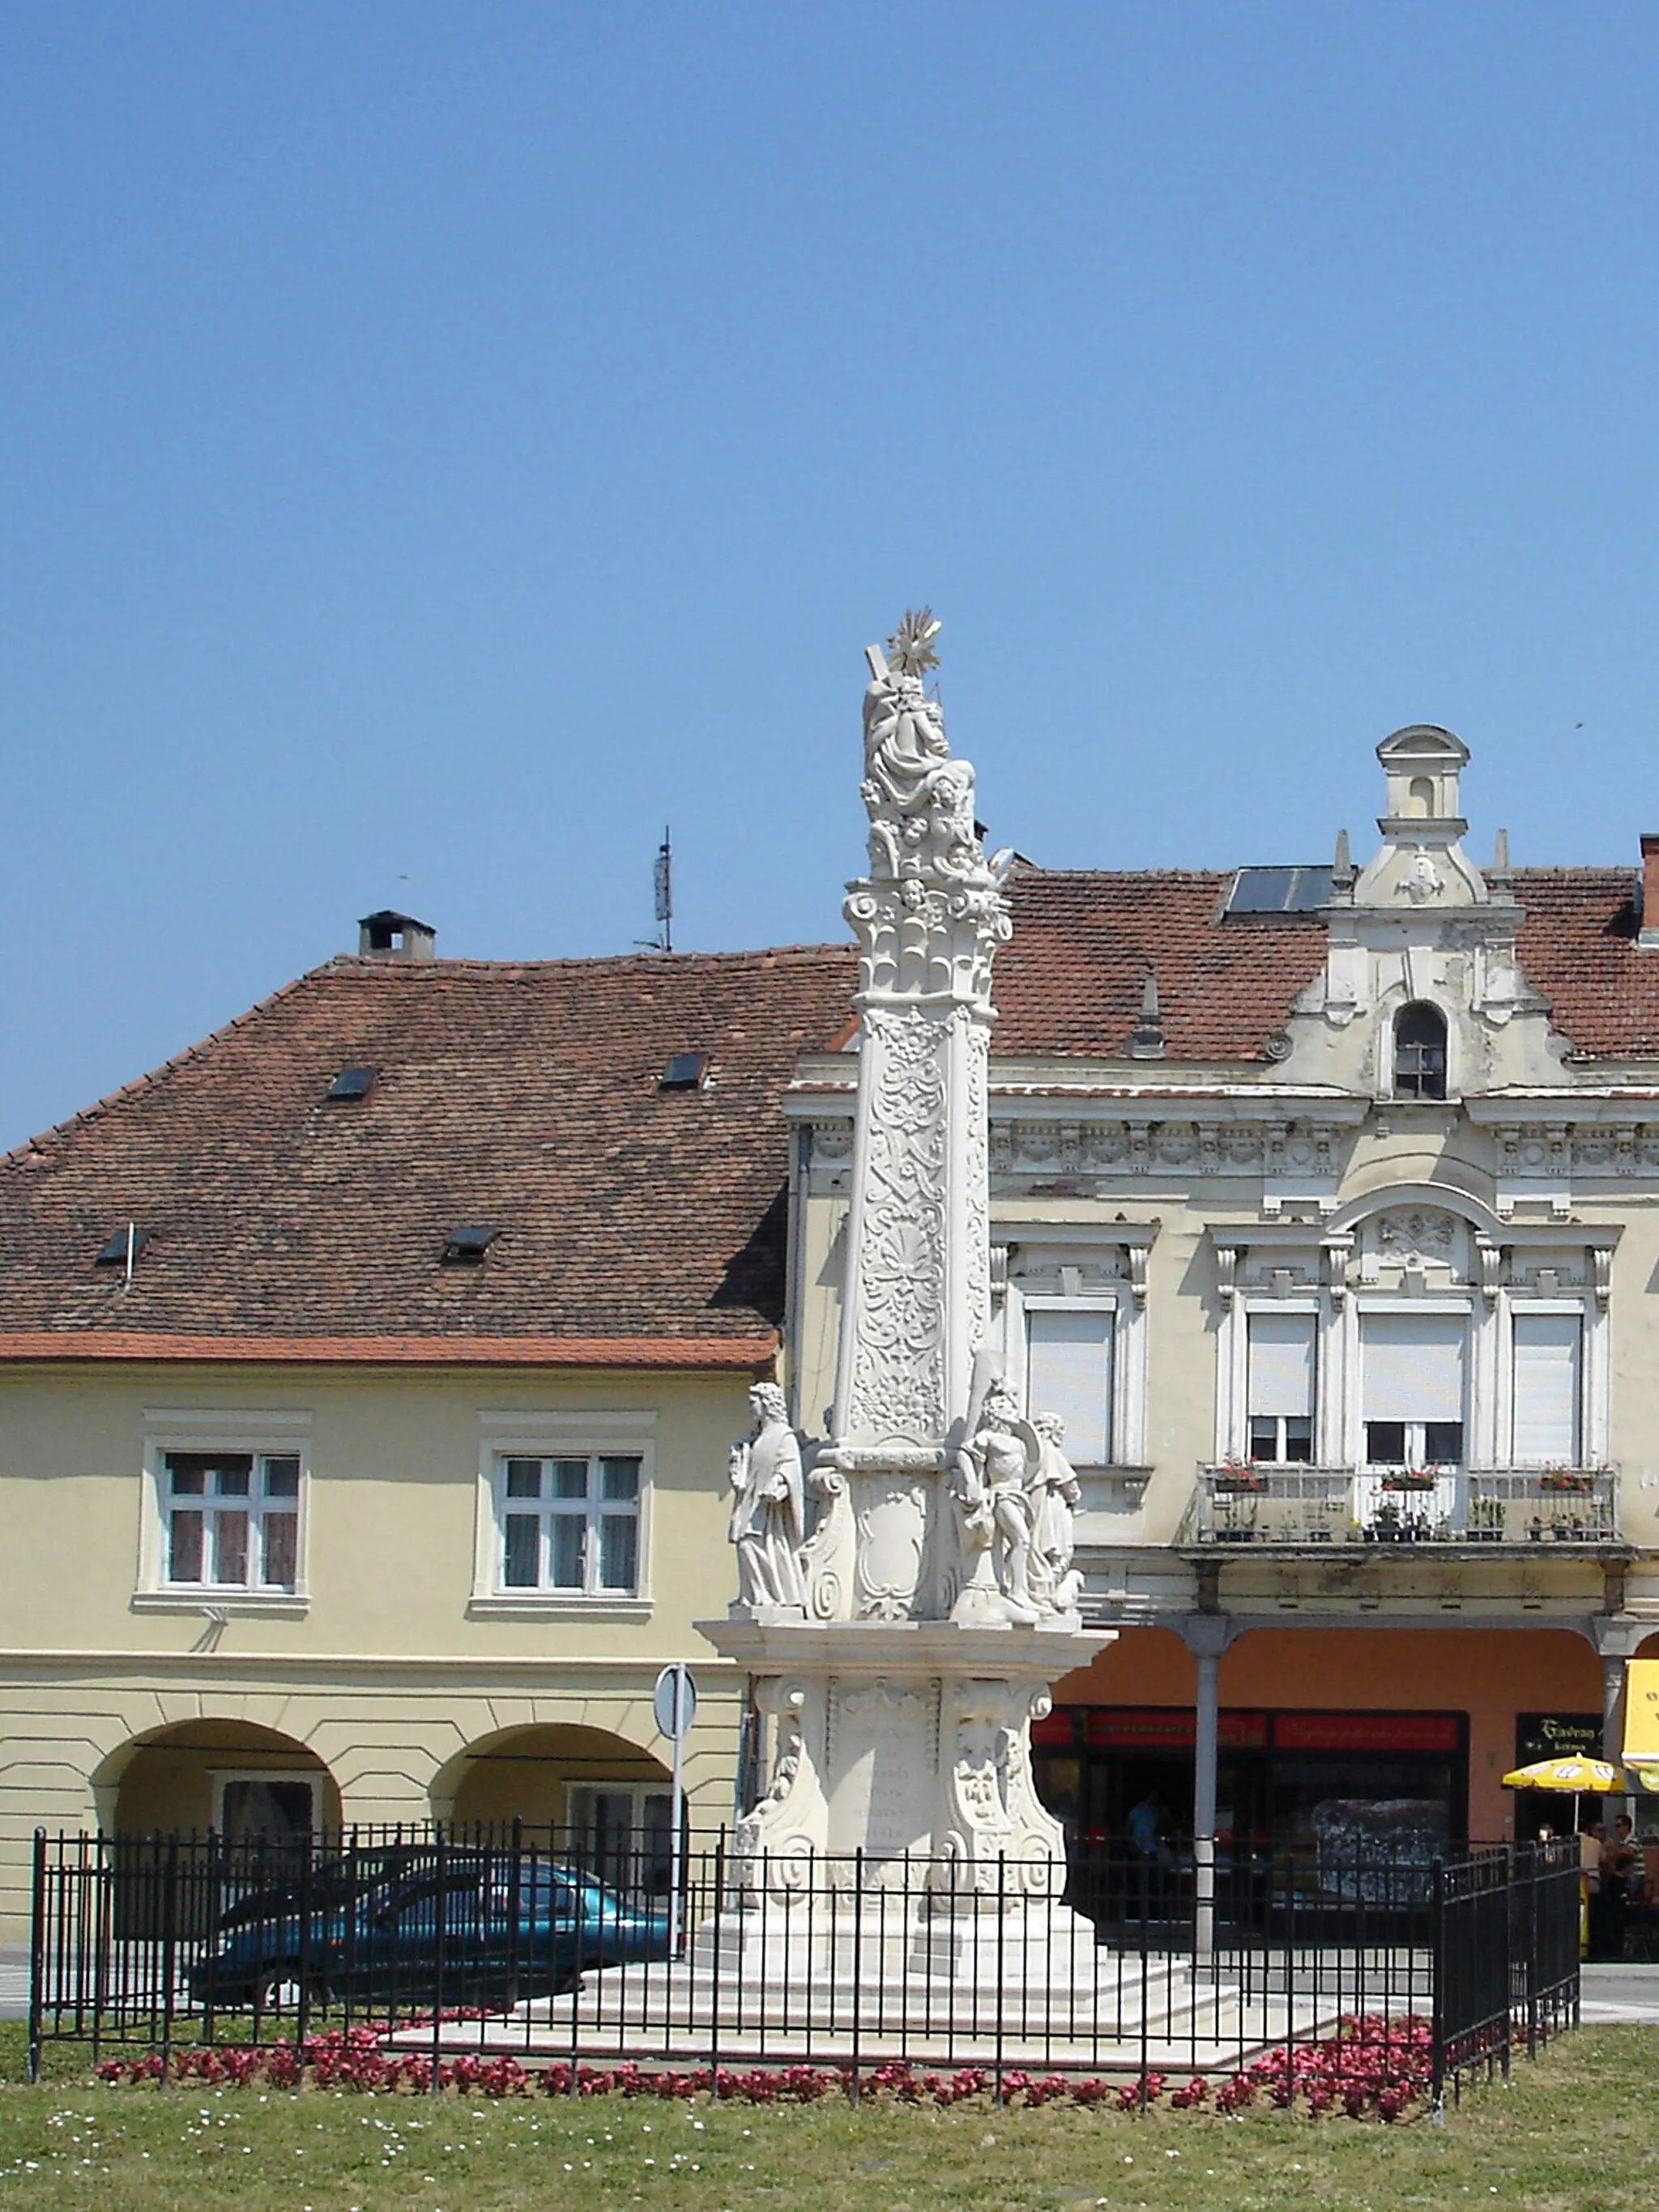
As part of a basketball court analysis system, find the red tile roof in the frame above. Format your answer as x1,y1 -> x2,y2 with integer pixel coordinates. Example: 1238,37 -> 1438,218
1511,868 -> 1659,1058
992,870 -> 1327,1060
0,945 -> 856,1351
3,862 -> 1652,1360
989,864 -> 1659,1063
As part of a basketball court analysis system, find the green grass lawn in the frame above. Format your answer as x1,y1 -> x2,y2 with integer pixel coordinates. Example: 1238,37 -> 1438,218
1,2026 -> 1655,2212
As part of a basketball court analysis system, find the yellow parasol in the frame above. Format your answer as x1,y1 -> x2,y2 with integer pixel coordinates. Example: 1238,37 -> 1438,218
1501,1754 -> 1624,1793
1502,1753 -> 1628,1834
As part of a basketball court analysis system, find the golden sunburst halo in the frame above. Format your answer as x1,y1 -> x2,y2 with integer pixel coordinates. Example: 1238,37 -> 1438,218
886,607 -> 941,681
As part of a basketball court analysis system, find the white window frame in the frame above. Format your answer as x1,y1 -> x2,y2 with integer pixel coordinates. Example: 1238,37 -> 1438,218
134,1411 -> 311,1614
1499,1295 -> 1603,1468
471,1412 -> 655,1620
1341,1295 -> 1481,1470
1242,1306 -> 1319,1465
1006,1288 -> 1143,1468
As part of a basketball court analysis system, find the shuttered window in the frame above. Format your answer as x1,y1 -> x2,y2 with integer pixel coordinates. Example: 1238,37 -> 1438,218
1026,1307 -> 1113,1466
1247,1312 -> 1316,1463
1511,1312 -> 1581,1465
1362,1313 -> 1466,1422
1361,1311 -> 1466,1466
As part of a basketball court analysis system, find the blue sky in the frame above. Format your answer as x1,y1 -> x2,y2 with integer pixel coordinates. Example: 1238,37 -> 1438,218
6,3 -> 1659,1148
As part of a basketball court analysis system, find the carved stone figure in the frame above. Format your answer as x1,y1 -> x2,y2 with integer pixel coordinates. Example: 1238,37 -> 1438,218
858,612 -> 988,889
1026,1412 -> 1084,1618
949,1379 -> 1039,1624
727,1383 -> 806,1613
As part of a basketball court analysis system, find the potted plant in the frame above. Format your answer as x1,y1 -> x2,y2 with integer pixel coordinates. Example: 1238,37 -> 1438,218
1380,1468 -> 1438,1493
1367,1499 -> 1402,1544
1213,1460 -> 1270,1496
1539,1468 -> 1597,1494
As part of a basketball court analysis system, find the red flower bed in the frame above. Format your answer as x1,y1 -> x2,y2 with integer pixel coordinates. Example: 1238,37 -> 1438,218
93,2012 -> 1441,2120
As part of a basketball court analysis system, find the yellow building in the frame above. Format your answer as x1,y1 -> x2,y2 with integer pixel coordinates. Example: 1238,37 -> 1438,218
0,913 -> 852,1936
784,731 -> 1659,1857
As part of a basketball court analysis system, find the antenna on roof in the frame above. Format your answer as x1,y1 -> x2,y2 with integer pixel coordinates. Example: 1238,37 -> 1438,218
638,827 -> 674,953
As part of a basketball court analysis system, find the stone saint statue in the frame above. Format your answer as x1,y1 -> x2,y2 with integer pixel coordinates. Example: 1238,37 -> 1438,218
1026,1411 -> 1084,1618
859,615 -> 982,886
949,1379 -> 1039,1625
727,1383 -> 806,1612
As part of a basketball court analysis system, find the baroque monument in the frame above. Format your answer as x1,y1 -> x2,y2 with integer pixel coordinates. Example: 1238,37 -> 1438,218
700,615 -> 1113,1957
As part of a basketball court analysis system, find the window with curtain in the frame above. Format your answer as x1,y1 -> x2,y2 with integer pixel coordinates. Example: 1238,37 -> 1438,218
1025,1306 -> 1113,1466
1361,1311 -> 1466,1467
1511,1312 -> 1581,1465
495,1453 -> 643,1594
161,1451 -> 301,1591
1247,1311 -> 1316,1462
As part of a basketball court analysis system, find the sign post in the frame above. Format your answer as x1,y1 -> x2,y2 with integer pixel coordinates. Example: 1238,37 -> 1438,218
653,1663 -> 697,1955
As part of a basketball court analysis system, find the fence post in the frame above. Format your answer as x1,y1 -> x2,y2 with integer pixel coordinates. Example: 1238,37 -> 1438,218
993,1852 -> 1006,2107
1430,1856 -> 1447,2120
295,1828 -> 313,2069
431,1827 -> 447,2097
710,1832 -> 726,2097
157,1832 -> 179,2082
27,1829 -> 46,2084
505,1816 -> 522,2018
849,1846 -> 864,2106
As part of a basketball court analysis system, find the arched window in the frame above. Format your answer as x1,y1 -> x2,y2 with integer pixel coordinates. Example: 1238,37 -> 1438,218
1394,1002 -> 1448,1099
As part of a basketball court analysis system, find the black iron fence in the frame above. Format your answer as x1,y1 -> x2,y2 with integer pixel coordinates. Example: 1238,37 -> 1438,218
28,1824 -> 1580,2103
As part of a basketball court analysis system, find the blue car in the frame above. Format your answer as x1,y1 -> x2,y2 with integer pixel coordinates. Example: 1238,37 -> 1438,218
186,1853 -> 672,2007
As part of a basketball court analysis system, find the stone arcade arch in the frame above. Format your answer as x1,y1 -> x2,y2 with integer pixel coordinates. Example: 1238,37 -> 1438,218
97,1719 -> 341,1837
437,1722 -> 671,1833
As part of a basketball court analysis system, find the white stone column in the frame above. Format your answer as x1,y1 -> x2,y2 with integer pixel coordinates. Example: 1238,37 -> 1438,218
1182,1614 -> 1235,1961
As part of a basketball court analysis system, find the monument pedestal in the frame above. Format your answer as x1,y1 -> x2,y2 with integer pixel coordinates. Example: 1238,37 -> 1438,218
700,1617 -> 1113,1890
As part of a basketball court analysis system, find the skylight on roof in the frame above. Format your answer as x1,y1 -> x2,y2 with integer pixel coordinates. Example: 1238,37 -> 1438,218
326,1064 -> 377,1101
660,1052 -> 710,1090
441,1224 -> 499,1264
95,1225 -> 151,1267
1224,866 -> 1333,915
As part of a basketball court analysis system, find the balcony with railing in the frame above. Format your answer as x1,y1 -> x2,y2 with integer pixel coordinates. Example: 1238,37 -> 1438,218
1183,1463 -> 1622,1549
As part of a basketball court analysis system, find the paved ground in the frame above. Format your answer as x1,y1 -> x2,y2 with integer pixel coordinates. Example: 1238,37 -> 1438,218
0,1946 -> 26,2022
2,1951 -> 1656,2031
1577,1961 -> 1659,2023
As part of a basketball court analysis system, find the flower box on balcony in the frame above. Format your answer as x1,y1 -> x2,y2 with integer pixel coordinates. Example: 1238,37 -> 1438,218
1213,1471 -> 1270,1495
1537,1470 -> 1597,1494
1380,1472 -> 1439,1493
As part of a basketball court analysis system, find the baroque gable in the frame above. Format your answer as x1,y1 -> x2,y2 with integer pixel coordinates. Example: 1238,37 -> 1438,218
1274,726 -> 1574,1095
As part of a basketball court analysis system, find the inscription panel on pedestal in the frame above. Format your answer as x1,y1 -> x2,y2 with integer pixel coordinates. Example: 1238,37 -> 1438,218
828,1678 -> 935,1860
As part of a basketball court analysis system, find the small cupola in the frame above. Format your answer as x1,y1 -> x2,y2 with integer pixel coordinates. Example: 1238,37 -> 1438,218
1375,725 -> 1469,835
357,910 -> 437,961
1350,726 -> 1492,910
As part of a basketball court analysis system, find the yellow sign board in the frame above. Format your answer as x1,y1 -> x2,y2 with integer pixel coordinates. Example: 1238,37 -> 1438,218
1621,1660 -> 1659,1783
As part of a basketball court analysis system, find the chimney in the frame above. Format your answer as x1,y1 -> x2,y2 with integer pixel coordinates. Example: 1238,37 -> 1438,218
357,909 -> 437,961
1126,963 -> 1166,1059
1640,837 -> 1659,951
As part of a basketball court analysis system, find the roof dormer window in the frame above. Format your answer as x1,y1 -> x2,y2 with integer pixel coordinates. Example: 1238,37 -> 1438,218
1394,1001 -> 1448,1100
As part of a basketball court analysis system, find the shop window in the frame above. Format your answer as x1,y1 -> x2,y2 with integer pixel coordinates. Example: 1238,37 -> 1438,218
1511,1311 -> 1582,1465
1247,1311 -> 1316,1463
1025,1306 -> 1113,1465
1361,1311 -> 1466,1468
1394,1002 -> 1448,1099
